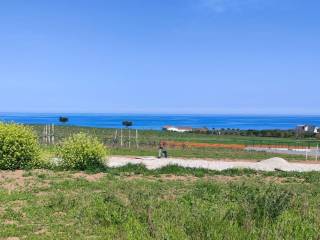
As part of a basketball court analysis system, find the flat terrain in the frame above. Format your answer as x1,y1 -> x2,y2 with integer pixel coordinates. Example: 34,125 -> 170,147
35,125 -> 320,161
2,125 -> 318,239
1,167 -> 320,239
109,147 -> 311,161
31,125 -> 320,146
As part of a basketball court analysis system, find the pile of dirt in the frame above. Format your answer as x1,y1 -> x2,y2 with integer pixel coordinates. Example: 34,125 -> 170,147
254,157 -> 290,171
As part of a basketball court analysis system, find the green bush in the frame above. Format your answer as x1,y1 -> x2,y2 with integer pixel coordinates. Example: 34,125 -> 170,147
58,133 -> 108,170
0,123 -> 41,170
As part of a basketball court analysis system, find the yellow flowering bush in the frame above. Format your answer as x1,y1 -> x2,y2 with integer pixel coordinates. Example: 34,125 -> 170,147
0,123 -> 41,170
58,133 -> 108,170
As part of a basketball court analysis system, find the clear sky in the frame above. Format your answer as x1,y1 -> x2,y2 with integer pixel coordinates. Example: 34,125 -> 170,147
0,0 -> 319,114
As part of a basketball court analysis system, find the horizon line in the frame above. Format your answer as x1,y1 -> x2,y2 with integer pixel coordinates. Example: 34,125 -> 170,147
1,111 -> 320,117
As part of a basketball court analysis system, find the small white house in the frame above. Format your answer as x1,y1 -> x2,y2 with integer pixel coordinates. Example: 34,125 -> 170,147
296,125 -> 320,134
163,126 -> 193,133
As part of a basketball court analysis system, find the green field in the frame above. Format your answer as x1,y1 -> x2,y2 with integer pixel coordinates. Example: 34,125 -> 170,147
110,147 -> 311,161
31,125 -> 320,146
33,125 -> 320,161
2,125 -> 320,239
1,166 -> 320,239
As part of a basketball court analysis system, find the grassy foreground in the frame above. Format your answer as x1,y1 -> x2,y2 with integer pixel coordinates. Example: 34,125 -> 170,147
1,166 -> 320,239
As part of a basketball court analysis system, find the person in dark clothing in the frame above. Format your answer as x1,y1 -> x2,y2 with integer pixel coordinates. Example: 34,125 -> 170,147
158,142 -> 168,158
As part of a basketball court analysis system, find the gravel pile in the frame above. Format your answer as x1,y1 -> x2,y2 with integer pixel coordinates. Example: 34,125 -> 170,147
108,156 -> 320,172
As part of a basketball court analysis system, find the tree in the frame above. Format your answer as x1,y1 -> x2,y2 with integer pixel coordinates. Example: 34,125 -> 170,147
122,121 -> 133,148
59,117 -> 69,124
122,121 -> 133,128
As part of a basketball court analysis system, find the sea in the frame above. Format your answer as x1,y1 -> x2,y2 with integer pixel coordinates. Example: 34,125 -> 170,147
0,113 -> 320,131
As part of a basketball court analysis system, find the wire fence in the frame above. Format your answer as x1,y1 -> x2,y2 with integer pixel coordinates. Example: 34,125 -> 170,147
102,136 -> 320,150
35,126 -> 320,159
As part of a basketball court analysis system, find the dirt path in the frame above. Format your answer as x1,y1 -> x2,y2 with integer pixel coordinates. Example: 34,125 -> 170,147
108,156 -> 320,172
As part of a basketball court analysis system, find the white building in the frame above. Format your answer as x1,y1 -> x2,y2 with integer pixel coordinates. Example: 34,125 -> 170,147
296,125 -> 320,134
162,126 -> 193,133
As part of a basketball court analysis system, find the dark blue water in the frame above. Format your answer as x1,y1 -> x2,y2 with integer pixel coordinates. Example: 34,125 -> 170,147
0,113 -> 319,130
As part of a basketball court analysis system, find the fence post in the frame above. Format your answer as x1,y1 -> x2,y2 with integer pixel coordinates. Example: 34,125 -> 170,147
52,124 -> 55,145
42,126 -> 45,144
136,129 -> 139,149
120,128 -> 123,147
45,125 -> 48,144
114,130 -> 118,146
128,128 -> 131,148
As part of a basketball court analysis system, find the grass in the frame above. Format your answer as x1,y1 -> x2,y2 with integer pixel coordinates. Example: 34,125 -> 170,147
2,124 -> 320,239
40,144 -> 314,162
1,167 -> 320,239
26,125 -> 319,161
110,147 -> 314,161
31,125 -> 320,147
33,124 -> 319,161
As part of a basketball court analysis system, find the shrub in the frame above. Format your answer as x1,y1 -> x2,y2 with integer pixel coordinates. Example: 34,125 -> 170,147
0,123 -> 41,170
58,133 -> 108,170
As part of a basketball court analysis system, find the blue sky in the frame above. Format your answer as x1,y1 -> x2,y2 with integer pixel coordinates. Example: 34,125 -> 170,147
0,0 -> 319,114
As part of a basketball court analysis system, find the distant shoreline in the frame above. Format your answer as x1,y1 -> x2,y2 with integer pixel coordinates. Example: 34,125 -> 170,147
1,113 -> 319,130
1,112 -> 320,117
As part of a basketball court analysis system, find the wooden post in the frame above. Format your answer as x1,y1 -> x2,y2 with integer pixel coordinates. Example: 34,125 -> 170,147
136,129 -> 139,148
50,125 -> 52,144
113,130 -> 118,146
316,144 -> 319,161
45,125 -> 48,144
128,128 -> 131,148
52,124 -> 55,145
120,128 -> 123,147
42,126 -> 45,144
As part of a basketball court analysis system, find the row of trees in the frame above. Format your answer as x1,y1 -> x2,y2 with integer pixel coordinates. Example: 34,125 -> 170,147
59,117 -> 134,129
192,128 -> 295,137
194,128 -> 319,139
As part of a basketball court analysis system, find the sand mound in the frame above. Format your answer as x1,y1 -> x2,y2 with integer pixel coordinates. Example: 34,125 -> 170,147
255,157 -> 290,171
259,157 -> 289,166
